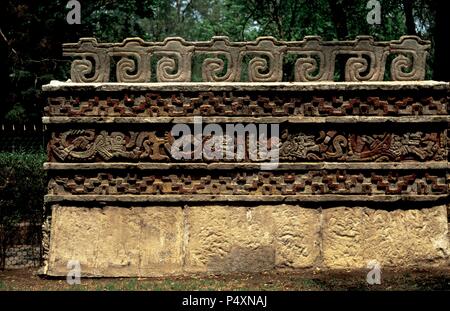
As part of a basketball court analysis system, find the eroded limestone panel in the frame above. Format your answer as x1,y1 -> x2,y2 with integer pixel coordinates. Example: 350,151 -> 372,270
184,205 -> 320,272
322,205 -> 449,268
46,206 -> 184,277
44,204 -> 448,276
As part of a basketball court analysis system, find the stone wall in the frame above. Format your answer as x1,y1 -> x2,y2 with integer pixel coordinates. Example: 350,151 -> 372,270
41,81 -> 450,277
44,205 -> 448,277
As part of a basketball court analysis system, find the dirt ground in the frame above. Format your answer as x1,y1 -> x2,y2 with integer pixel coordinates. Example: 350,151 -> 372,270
0,267 -> 449,291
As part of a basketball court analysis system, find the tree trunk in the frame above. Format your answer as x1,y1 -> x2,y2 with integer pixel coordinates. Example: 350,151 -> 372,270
433,0 -> 450,81
328,0 -> 349,80
402,0 -> 417,35
328,0 -> 349,40
0,29 -> 11,119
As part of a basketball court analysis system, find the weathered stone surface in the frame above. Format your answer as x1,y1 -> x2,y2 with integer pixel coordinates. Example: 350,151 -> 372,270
44,194 -> 448,204
43,162 -> 449,171
322,207 -> 365,268
184,205 -> 321,272
322,205 -> 449,268
42,116 -> 450,124
43,80 -> 449,92
45,206 -> 184,277
447,204 -> 450,266
272,207 -> 322,268
44,204 -> 448,276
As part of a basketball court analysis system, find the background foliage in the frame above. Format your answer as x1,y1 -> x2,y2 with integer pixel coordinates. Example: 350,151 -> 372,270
0,150 -> 46,268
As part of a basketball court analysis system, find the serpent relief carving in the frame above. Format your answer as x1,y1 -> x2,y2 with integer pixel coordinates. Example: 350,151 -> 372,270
49,128 -> 446,162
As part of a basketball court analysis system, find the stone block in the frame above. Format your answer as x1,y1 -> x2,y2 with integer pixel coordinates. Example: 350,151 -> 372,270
322,205 -> 449,268
184,205 -> 321,272
46,206 -> 184,277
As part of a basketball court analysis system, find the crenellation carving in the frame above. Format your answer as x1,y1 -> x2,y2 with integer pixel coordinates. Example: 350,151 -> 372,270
63,36 -> 431,83
389,36 -> 429,81
197,37 -> 239,82
111,38 -> 152,83
153,37 -> 193,82
63,38 -> 111,83
245,37 -> 285,82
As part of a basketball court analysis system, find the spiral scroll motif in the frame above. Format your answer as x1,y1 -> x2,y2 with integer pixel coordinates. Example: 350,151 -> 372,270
345,56 -> 371,81
391,53 -> 426,81
295,53 -> 327,82
156,53 -> 191,82
248,52 -> 282,82
71,59 -> 94,82
157,55 -> 181,82
116,53 -> 151,83
70,54 -> 110,83
202,53 -> 235,82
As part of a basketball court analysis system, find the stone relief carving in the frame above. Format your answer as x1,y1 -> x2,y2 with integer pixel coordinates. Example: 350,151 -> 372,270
48,170 -> 447,196
63,36 -> 430,83
280,130 -> 446,162
45,93 -> 448,117
49,128 -> 446,162
50,130 -> 171,161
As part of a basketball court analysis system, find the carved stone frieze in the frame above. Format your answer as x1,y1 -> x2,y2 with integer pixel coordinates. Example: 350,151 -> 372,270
45,92 -> 448,117
48,128 -> 446,162
48,170 -> 447,196
280,130 -> 446,162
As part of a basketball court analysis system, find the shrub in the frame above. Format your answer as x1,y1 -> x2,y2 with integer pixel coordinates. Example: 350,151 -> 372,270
0,150 -> 46,269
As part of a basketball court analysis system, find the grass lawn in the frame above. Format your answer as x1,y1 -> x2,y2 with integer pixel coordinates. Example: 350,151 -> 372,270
0,267 -> 449,291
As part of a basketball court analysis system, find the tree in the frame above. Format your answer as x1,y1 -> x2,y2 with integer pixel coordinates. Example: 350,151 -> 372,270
432,0 -> 450,81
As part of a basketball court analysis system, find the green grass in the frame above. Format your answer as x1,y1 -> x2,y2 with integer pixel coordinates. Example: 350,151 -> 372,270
1,268 -> 449,291
82,277 -> 271,291
294,278 -> 323,289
